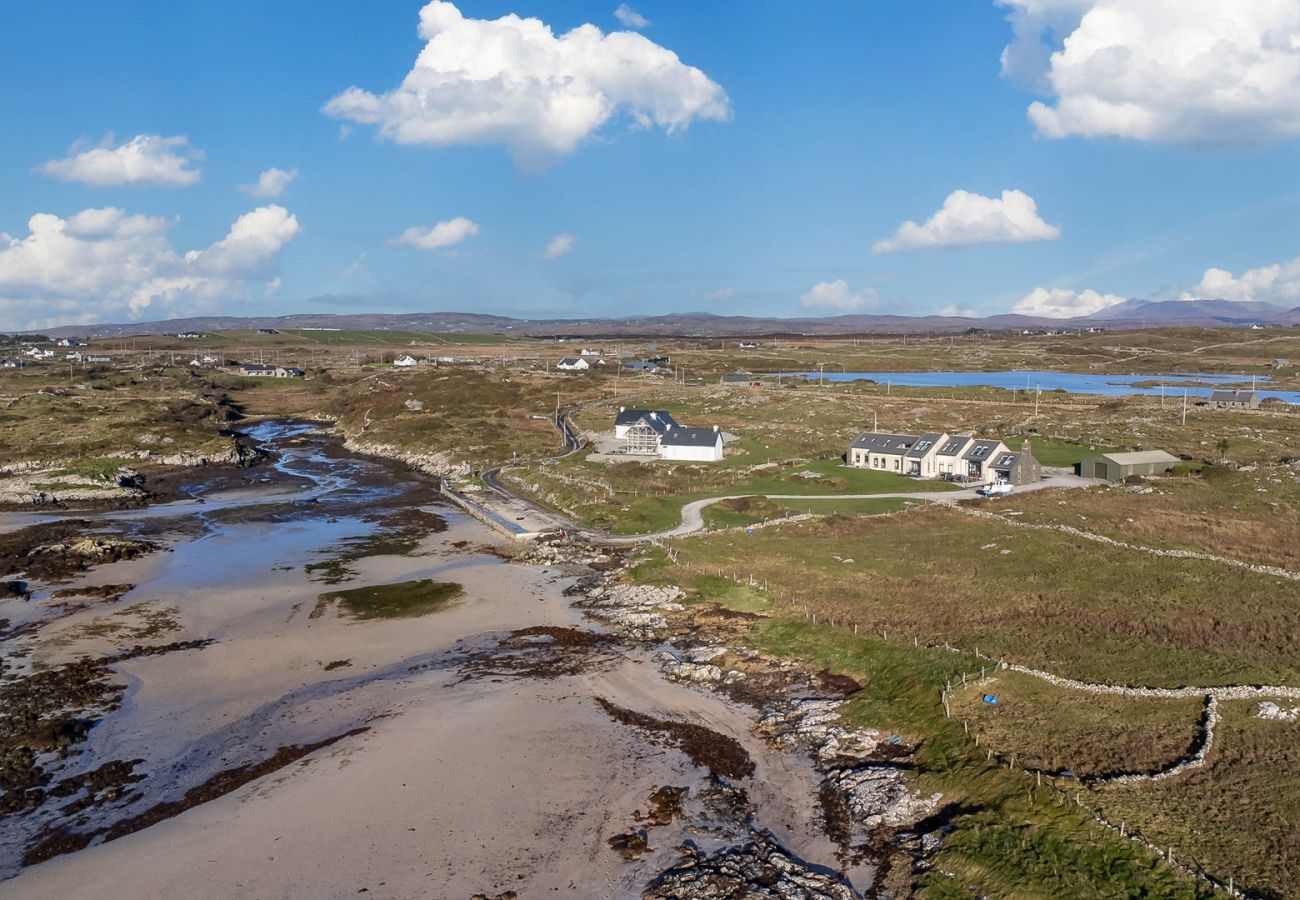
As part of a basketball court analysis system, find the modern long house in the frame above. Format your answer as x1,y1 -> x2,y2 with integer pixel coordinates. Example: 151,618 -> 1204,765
849,431 -> 1041,485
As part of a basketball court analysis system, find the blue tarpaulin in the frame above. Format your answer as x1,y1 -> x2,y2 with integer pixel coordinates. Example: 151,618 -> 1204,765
982,694 -> 999,705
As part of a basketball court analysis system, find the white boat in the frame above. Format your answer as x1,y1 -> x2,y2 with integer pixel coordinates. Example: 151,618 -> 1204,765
978,480 -> 1013,497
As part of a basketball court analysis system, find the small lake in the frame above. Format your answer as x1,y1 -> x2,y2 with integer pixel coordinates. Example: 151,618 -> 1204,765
773,370 -> 1299,404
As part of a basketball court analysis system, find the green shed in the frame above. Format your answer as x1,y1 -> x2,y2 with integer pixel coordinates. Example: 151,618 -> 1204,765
1077,450 -> 1180,481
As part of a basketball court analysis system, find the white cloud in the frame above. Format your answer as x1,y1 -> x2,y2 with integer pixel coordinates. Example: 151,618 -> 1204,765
999,0 -> 1300,143
800,280 -> 879,311
323,1 -> 729,172
240,167 -> 299,199
614,4 -> 650,29
708,286 -> 735,301
873,189 -> 1060,254
1013,286 -> 1125,317
389,216 -> 480,251
544,233 -> 576,258
1182,256 -> 1300,305
938,304 -> 978,317
40,134 -> 203,188
0,205 -> 299,328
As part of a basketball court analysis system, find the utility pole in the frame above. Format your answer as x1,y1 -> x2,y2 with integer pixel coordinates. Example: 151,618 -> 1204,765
1034,384 -> 1040,417
1182,389 -> 1188,426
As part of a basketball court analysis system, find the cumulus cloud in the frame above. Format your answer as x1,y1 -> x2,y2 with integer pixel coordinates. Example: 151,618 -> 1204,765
1182,256 -> 1300,305
544,233 -> 575,258
1013,286 -> 1126,317
389,217 -> 480,251
240,167 -> 299,199
708,286 -> 735,301
40,134 -> 203,188
0,205 -> 299,328
873,189 -> 1060,254
323,1 -> 729,172
614,4 -> 650,29
999,0 -> 1300,143
800,280 -> 879,311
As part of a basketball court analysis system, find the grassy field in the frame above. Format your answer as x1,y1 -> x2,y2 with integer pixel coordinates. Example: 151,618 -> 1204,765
1091,700 -> 1300,898
700,495 -> 922,529
991,469 -> 1300,571
949,671 -> 1205,778
669,505 -> 1300,688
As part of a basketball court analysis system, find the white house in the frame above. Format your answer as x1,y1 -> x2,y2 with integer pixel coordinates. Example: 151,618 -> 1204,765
393,354 -> 419,367
556,357 -> 590,371
580,348 -> 602,356
660,425 -> 724,462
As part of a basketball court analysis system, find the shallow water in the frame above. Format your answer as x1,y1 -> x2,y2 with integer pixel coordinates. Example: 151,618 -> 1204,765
776,369 -> 1299,402
1,422 -> 870,898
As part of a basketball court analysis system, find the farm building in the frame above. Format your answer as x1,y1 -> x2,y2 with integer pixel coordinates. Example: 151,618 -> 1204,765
1274,358 -> 1290,369
1076,450 -> 1180,481
1209,390 -> 1259,409
556,357 -> 589,371
393,354 -> 419,367
660,426 -> 724,462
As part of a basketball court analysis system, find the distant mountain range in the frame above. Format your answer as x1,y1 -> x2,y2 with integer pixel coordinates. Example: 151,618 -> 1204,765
16,299 -> 1300,339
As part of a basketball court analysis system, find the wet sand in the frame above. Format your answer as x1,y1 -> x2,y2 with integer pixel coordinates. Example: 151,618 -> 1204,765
0,423 -> 866,899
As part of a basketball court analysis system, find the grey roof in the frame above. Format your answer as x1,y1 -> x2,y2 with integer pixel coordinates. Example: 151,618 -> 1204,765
1094,450 -> 1180,466
241,363 -> 276,372
936,436 -> 973,457
557,357 -> 583,366
616,408 -> 679,431
992,452 -> 1020,469
1209,390 -> 1256,402
850,432 -> 916,455
720,373 -> 752,383
622,359 -> 657,370
904,433 -> 947,459
660,426 -> 722,447
962,440 -> 1005,462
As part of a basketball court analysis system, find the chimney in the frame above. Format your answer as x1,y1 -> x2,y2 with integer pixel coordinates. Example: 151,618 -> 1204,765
619,406 -> 625,412
714,425 -> 720,432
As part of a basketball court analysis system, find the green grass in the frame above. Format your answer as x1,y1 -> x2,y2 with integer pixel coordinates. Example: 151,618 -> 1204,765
670,506 -> 1300,687
313,579 -> 463,621
522,454 -> 957,535
1012,438 -> 1122,467
741,619 -> 1210,898
51,458 -> 126,481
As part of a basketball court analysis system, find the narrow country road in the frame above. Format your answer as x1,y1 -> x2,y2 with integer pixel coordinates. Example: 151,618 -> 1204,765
465,409 -> 1098,544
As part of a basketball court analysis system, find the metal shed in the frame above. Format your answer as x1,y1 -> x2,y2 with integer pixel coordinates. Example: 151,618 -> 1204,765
1077,450 -> 1180,481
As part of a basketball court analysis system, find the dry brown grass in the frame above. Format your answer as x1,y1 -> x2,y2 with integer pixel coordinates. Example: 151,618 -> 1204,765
1092,700 -> 1300,898
950,671 -> 1204,778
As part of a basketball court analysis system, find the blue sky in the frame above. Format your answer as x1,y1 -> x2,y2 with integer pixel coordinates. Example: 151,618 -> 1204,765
3,0 -> 1300,328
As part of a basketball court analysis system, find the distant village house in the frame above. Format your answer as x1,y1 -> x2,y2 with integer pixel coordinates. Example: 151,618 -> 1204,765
239,363 -> 303,378
1209,390 -> 1259,409
556,357 -> 590,371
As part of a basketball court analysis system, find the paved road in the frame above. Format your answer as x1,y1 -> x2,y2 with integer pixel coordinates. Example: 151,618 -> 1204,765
601,473 -> 1096,544
466,410 -> 1100,543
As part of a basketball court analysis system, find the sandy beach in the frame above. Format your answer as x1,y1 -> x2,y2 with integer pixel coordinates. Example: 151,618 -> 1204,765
0,423 -> 902,899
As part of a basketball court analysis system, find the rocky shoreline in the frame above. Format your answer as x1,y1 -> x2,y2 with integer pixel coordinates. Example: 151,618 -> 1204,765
521,534 -> 949,896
